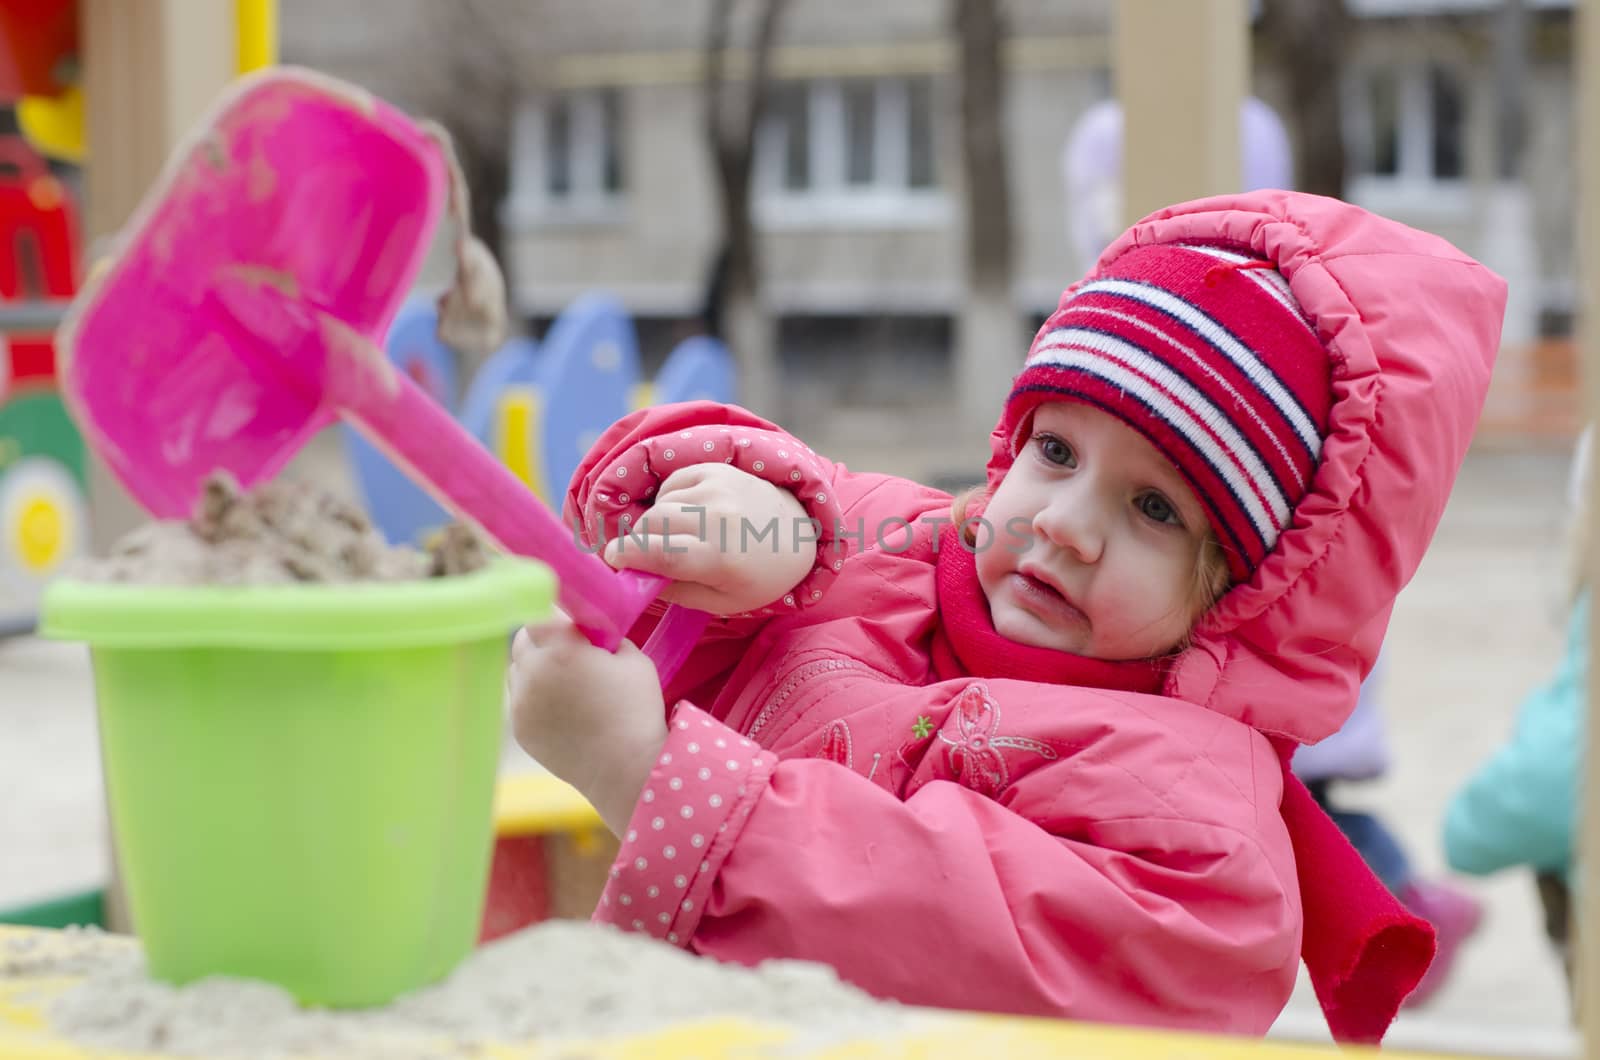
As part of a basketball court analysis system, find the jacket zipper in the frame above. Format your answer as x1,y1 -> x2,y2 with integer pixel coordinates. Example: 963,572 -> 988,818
746,657 -> 869,741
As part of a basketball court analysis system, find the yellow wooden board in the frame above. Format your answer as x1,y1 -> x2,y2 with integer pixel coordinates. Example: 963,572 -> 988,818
492,771 -> 604,837
0,925 -> 1463,1060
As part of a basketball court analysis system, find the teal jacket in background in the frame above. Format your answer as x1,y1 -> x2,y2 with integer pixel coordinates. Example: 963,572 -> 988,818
1444,597 -> 1588,878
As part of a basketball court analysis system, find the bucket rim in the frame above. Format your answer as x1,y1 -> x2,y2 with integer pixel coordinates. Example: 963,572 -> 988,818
39,557 -> 554,650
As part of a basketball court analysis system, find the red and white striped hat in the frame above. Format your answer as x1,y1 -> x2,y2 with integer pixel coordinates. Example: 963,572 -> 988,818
1002,243 -> 1334,583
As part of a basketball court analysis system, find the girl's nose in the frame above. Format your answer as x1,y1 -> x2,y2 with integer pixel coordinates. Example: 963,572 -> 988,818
1033,491 -> 1105,565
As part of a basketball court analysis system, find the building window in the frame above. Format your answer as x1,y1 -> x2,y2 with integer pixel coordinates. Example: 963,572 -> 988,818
843,80 -> 877,186
1429,66 -> 1464,180
1366,71 -> 1400,177
546,98 -> 573,197
905,78 -> 936,190
1348,63 -> 1467,191
756,77 -> 948,227
769,82 -> 812,191
508,88 -> 625,222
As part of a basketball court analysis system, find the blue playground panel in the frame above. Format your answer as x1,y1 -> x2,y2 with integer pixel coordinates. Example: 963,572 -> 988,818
654,335 -> 736,406
459,336 -> 541,445
534,293 -> 640,504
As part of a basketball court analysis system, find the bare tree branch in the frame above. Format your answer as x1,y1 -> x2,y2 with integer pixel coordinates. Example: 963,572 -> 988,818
743,0 -> 788,154
703,0 -> 790,304
701,0 -> 791,415
953,0 -> 1012,292
413,0 -> 519,264
1258,0 -> 1349,199
704,0 -> 735,171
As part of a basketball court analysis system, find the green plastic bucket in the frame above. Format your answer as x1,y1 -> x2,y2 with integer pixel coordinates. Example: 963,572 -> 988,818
39,559 -> 552,1008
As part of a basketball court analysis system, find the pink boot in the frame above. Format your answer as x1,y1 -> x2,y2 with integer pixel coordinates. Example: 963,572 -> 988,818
1400,878 -> 1485,1008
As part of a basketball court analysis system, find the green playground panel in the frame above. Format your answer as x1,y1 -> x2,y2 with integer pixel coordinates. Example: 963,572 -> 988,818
0,888 -> 105,930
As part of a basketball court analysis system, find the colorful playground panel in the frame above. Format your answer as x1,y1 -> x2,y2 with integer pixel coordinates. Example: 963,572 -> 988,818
0,923 -> 1456,1059
0,137 -> 85,632
11,0 -> 279,165
458,333 -> 541,493
480,771 -> 616,943
530,292 -> 639,508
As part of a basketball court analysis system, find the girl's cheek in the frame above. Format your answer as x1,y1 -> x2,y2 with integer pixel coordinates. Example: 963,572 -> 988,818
1003,516 -> 1034,554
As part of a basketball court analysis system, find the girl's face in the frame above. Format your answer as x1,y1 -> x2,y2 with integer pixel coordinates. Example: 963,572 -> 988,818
975,402 -> 1219,660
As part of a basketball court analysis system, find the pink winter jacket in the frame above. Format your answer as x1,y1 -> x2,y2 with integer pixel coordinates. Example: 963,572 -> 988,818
564,192 -> 1505,1036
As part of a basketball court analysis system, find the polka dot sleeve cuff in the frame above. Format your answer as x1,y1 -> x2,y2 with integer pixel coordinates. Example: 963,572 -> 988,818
592,703 -> 776,947
577,425 -> 850,615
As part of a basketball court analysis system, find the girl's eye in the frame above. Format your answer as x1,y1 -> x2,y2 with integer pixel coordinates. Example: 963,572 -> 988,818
1035,434 -> 1075,467
1137,491 -> 1181,526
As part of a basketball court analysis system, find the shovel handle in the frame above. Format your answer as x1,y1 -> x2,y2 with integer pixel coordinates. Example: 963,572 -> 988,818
626,575 -> 714,685
312,311 -> 712,681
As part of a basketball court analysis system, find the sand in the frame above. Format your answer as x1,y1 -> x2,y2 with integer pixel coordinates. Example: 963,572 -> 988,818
3,922 -> 914,1058
66,474 -> 488,585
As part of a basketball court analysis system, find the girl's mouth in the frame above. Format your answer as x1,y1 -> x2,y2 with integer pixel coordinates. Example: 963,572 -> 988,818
1010,571 -> 1088,627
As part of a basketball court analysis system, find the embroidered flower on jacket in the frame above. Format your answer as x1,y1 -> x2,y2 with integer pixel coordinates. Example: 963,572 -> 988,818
892,721 -> 939,795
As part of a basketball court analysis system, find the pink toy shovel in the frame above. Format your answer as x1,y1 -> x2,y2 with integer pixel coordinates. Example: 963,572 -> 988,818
56,69 -> 709,681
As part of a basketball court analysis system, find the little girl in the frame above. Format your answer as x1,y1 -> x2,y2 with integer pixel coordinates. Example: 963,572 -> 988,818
507,191 -> 1506,1043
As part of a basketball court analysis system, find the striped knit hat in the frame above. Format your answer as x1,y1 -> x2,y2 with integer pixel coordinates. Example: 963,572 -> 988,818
1003,243 -> 1333,583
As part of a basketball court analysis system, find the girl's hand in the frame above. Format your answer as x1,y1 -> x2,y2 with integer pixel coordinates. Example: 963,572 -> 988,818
602,463 -> 817,614
507,620 -> 667,835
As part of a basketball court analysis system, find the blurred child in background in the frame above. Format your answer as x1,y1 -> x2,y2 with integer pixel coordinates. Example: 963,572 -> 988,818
1443,428 -> 1591,1002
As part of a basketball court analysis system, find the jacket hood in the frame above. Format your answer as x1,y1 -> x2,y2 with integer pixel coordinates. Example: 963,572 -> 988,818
986,190 -> 1505,743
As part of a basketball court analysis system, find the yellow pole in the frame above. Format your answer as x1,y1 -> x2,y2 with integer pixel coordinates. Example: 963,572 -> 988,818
1112,0 -> 1246,227
1580,0 -> 1600,1038
80,0 -> 240,933
235,0 -> 278,74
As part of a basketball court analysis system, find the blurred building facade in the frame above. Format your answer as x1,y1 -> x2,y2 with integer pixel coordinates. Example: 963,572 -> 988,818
282,0 -> 1577,419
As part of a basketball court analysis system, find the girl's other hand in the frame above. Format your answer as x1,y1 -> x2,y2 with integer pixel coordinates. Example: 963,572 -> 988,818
507,620 -> 667,835
602,463 -> 817,614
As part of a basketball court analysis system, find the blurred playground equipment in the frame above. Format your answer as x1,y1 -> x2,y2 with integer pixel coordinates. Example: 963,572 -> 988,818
0,135 -> 83,639
481,772 -> 617,941
0,0 -> 279,637
344,293 -> 735,547
5,0 -> 277,166
1062,95 -> 1292,275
